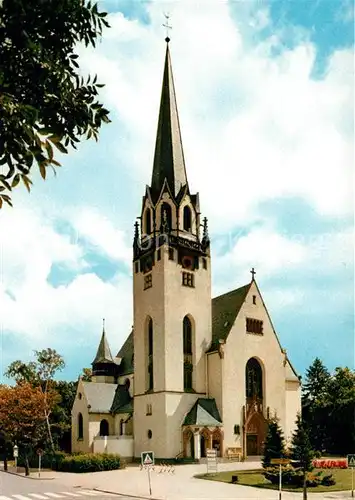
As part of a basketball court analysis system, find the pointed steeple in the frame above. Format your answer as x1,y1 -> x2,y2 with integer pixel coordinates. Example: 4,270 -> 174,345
151,41 -> 188,199
92,319 -> 114,364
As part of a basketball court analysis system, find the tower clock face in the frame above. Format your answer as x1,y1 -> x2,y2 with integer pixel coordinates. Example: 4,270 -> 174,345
182,255 -> 193,270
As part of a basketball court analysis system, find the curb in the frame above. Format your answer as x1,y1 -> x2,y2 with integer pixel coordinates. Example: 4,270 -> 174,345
93,487 -> 163,499
0,469 -> 54,480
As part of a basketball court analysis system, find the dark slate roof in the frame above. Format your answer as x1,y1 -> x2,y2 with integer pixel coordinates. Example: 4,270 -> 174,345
83,382 -> 117,414
110,384 -> 133,414
116,329 -> 134,376
92,330 -> 115,365
150,42 -> 188,201
183,398 -> 222,426
208,283 -> 251,352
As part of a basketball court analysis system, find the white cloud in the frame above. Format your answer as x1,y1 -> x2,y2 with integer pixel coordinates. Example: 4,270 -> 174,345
71,207 -> 132,264
0,207 -> 132,345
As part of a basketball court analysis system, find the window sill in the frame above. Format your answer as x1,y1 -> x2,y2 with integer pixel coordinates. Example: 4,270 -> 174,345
77,438 -> 84,441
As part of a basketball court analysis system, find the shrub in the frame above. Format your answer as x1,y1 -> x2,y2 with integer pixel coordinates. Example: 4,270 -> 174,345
58,453 -> 122,473
263,466 -> 336,488
321,473 -> 336,486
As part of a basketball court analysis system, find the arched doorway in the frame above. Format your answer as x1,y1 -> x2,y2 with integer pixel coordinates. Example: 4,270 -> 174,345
212,428 -> 223,457
200,434 -> 206,458
99,419 -> 109,436
183,429 -> 195,458
245,357 -> 266,456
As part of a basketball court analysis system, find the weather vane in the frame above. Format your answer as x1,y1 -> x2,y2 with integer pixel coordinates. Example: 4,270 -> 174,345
163,12 -> 172,42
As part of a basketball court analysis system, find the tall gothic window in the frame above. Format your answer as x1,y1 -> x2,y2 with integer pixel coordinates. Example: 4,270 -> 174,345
183,206 -> 192,231
161,203 -> 172,231
183,316 -> 193,391
145,208 -> 152,235
99,419 -> 109,436
78,413 -> 83,439
147,317 -> 154,391
245,358 -> 263,399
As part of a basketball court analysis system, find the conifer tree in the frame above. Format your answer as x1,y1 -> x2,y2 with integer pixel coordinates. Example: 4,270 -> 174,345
262,418 -> 285,469
290,413 -> 315,500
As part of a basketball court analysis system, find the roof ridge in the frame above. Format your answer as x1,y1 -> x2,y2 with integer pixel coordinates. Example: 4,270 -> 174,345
212,282 -> 251,302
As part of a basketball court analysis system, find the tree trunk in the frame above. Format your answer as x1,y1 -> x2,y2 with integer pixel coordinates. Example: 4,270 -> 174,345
4,454 -> 8,471
24,454 -> 30,476
303,468 -> 307,500
43,380 -> 55,453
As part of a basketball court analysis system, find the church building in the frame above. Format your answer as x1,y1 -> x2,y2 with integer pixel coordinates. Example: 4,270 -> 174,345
71,38 -> 301,461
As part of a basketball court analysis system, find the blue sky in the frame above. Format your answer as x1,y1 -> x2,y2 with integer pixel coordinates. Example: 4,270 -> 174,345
0,0 -> 353,383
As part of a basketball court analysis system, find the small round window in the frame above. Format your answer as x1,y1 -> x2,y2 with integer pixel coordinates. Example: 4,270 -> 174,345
147,429 -> 152,439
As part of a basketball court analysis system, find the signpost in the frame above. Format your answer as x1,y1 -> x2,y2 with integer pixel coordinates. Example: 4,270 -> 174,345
37,449 -> 43,478
347,454 -> 355,498
141,451 -> 155,496
13,445 -> 18,470
206,448 -> 218,475
270,458 -> 291,500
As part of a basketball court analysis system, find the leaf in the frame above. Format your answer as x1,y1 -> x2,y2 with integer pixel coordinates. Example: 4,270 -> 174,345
0,197 -> 2,209
0,177 -> 12,191
52,142 -> 68,154
21,175 -> 32,193
39,164 -> 46,180
12,174 -> 21,188
45,140 -> 54,160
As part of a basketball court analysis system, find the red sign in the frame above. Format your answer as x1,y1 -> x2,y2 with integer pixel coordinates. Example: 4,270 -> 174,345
36,449 -> 43,456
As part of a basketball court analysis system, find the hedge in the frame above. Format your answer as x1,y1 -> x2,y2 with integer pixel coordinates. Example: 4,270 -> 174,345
18,451 -> 122,473
264,466 -> 336,487
58,453 -> 122,473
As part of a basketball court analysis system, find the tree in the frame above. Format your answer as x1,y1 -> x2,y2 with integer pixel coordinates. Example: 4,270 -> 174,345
0,383 -> 57,475
50,381 -> 77,452
0,0 -> 111,207
302,358 -> 331,452
262,418 -> 285,469
5,348 -> 65,452
81,367 -> 92,382
290,413 -> 315,500
325,367 -> 355,455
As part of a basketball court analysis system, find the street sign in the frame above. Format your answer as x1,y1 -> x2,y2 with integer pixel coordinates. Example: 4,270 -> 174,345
13,445 -> 18,458
348,455 -> 355,468
37,448 -> 43,456
271,458 -> 290,465
206,448 -> 218,474
141,451 -> 155,467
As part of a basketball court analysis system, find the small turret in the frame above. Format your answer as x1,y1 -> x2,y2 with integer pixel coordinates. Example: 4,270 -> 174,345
91,319 -> 119,383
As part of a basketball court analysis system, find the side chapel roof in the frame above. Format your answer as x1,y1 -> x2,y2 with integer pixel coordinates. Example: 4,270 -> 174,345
183,398 -> 222,426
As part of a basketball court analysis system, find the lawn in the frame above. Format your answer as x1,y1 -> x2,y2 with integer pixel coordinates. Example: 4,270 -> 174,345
195,468 -> 353,492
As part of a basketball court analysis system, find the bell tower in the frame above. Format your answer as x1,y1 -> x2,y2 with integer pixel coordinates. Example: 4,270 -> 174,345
132,39 -> 212,459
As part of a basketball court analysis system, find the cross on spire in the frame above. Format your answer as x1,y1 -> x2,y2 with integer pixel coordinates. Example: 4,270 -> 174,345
102,317 -> 105,332
163,12 -> 172,42
250,268 -> 256,280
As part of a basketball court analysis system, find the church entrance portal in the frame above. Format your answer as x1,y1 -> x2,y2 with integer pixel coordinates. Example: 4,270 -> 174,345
247,434 -> 258,456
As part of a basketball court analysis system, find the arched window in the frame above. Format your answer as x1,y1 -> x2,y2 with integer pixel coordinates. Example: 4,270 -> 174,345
161,203 -> 172,231
183,206 -> 192,232
147,317 -> 154,391
246,358 -> 263,399
78,413 -> 83,439
145,208 -> 152,235
99,419 -> 109,436
119,418 -> 124,436
183,316 -> 193,391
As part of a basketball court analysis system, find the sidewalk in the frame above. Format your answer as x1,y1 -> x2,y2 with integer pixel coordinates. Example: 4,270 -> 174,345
44,461 -> 351,499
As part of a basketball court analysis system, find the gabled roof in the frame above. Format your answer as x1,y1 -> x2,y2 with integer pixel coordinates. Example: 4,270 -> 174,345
183,398 -> 222,427
150,41 -> 188,201
208,283 -> 251,352
82,382 -> 117,414
116,328 -> 134,376
92,329 -> 115,365
110,384 -> 133,414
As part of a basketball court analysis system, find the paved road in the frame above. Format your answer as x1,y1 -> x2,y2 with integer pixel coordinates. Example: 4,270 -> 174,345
0,472 -> 143,500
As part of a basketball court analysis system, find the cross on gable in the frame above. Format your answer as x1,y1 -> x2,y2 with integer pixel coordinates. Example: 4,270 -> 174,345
250,267 -> 256,280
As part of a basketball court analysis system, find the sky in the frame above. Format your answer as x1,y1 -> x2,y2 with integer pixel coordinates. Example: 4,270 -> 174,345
0,0 -> 354,383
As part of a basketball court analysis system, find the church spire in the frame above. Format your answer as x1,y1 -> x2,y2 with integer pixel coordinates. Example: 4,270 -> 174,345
151,40 -> 188,199
92,320 -> 114,364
